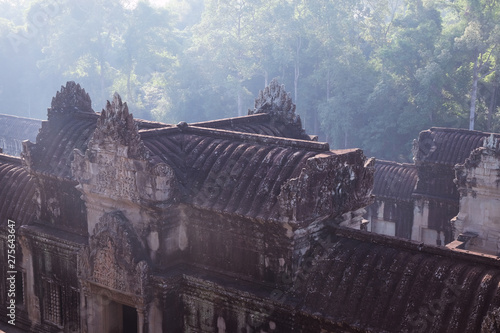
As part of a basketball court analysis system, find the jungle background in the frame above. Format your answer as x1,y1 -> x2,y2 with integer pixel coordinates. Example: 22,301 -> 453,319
1,0 -> 499,161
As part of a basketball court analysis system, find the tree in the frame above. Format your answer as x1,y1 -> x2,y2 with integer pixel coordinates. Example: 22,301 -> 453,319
452,0 -> 500,130
117,2 -> 179,121
190,0 -> 266,116
34,0 -> 127,108
360,0 -> 448,159
303,0 -> 378,148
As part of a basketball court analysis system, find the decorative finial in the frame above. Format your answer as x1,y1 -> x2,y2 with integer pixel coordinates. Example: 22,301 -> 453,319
249,78 -> 296,117
483,133 -> 499,150
48,81 -> 93,120
248,78 -> 305,135
91,93 -> 148,160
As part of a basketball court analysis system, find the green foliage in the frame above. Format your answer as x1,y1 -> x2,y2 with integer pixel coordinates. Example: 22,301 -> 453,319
2,0 -> 500,161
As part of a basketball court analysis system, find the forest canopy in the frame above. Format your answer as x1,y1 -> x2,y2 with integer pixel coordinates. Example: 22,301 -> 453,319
1,0 -> 499,161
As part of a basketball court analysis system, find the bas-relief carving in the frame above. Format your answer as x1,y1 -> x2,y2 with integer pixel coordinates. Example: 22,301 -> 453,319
78,211 -> 150,298
93,239 -> 125,291
71,93 -> 178,207
278,152 -> 374,223
481,307 -> 500,333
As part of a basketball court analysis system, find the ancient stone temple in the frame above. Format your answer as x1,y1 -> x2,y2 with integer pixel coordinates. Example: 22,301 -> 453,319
367,127 -> 499,247
2,81 -> 500,332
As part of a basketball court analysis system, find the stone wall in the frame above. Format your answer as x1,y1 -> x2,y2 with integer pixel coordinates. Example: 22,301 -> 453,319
454,134 -> 500,255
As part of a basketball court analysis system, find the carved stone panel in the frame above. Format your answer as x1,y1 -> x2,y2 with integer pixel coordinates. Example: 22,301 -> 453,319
278,151 -> 374,223
71,93 -> 178,206
78,211 -> 150,297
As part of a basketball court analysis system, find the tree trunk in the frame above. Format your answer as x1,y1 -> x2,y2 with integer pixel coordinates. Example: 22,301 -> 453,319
313,108 -> 319,135
294,36 -> 301,105
294,65 -> 299,104
326,69 -> 330,100
237,3 -> 243,116
487,80 -> 498,131
127,69 -> 132,103
237,88 -> 243,117
469,55 -> 480,130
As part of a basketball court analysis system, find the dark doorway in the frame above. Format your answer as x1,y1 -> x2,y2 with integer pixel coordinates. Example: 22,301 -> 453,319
122,304 -> 138,333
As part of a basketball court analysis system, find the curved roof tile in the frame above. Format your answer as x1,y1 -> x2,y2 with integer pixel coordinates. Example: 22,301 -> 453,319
415,127 -> 497,166
24,82 -> 99,180
0,155 -> 36,227
373,160 -> 417,201
143,130 -> 319,219
295,228 -> 500,333
28,114 -> 97,179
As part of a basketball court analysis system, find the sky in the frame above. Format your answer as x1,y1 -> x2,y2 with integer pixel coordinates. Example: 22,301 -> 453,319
124,0 -> 173,9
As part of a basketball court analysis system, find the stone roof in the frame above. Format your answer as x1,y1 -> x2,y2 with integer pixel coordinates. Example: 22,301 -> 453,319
373,160 -> 417,202
24,112 -> 98,180
293,226 -> 500,333
9,81 -> 500,332
141,124 -> 370,222
191,113 -> 313,140
22,83 -> 98,180
0,154 -> 36,227
413,127 -> 496,166
411,127 -> 500,202
22,82 -> 372,224
22,81 -> 312,182
0,114 -> 41,156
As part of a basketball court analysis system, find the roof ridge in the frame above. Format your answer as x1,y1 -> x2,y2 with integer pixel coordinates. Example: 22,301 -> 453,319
0,113 -> 43,121
187,125 -> 329,151
430,127 -> 499,136
139,126 -> 182,138
0,153 -> 22,165
136,118 -> 172,129
375,159 -> 416,168
190,113 -> 270,128
140,123 -> 329,151
332,226 -> 500,267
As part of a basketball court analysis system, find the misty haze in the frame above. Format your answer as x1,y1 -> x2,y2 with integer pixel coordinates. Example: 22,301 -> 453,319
1,0 -> 500,332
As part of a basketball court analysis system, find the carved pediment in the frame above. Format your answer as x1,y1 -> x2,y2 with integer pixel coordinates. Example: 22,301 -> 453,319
278,152 -> 374,222
78,211 -> 150,296
71,93 -> 178,204
91,93 -> 148,160
48,81 -> 94,120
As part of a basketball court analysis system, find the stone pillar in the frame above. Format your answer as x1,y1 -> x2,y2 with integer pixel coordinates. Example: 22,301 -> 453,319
19,236 -> 40,324
148,299 -> 163,333
137,307 -> 145,333
412,199 -> 429,242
